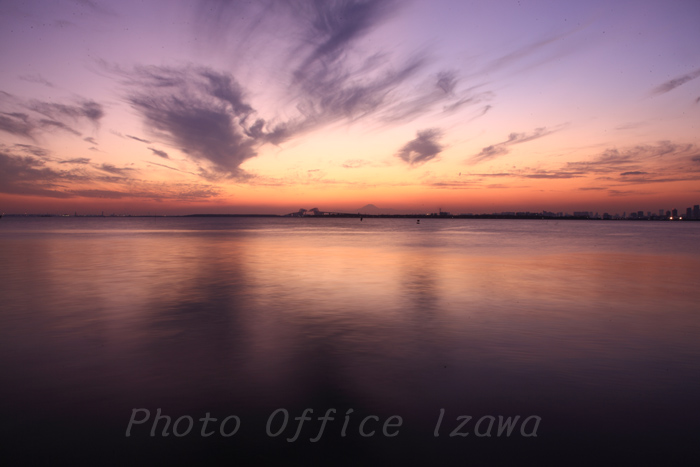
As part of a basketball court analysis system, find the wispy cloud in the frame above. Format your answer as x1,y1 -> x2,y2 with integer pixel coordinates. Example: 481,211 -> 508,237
342,159 -> 370,169
98,163 -> 135,176
126,134 -> 151,144
194,1 -> 433,139
0,147 -> 217,202
565,141 -> 697,174
0,94 -> 104,140
521,170 -> 583,179
0,150 -> 81,198
145,160 -> 197,176
29,100 -> 104,125
608,189 -> 656,196
482,30 -> 580,76
381,71 -> 493,122
118,65 -> 286,179
458,141 -> 700,187
0,112 -> 34,138
652,68 -> 700,95
72,0 -> 115,16
148,147 -> 169,159
59,157 -> 91,164
11,143 -> 49,158
19,73 -> 54,87
396,129 -> 443,166
39,119 -> 82,136
468,126 -> 563,164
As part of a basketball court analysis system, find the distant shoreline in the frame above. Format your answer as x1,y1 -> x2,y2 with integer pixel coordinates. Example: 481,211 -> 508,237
2,213 -> 698,221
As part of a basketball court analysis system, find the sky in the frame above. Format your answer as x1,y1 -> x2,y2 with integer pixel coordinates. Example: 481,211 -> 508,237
1,0 -> 699,215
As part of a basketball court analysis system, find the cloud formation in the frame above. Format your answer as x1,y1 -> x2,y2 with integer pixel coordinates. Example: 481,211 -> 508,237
148,147 -> 169,159
396,129 -> 443,166
98,163 -> 134,176
0,94 -> 104,140
0,112 -> 34,138
127,134 -> 151,144
29,100 -> 104,124
121,65 -> 288,178
342,159 -> 370,169
468,126 -> 562,164
0,150 -> 80,198
0,146 -> 218,202
19,74 -> 54,87
652,68 -> 700,95
468,141 -> 700,187
195,0 -> 434,134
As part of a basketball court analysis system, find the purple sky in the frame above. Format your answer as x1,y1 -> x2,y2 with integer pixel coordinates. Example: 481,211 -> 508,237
1,0 -> 699,214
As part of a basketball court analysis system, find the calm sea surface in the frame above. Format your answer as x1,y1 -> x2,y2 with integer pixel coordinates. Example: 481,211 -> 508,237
1,217 -> 699,465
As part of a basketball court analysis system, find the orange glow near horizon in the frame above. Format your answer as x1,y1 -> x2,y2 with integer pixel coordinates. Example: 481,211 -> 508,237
1,0 -> 699,215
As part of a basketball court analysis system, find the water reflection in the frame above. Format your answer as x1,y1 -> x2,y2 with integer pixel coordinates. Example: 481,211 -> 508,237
1,217 -> 699,463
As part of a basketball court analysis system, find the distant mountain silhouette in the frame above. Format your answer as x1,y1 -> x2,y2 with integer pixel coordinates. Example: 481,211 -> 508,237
355,204 -> 400,214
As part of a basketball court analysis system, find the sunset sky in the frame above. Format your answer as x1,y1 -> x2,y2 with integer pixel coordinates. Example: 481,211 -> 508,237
1,0 -> 699,215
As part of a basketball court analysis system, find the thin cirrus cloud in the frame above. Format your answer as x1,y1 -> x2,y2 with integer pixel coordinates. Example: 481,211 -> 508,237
10,143 -> 49,158
381,71 -> 494,123
39,119 -> 82,136
60,157 -> 91,164
147,147 -> 169,159
0,146 -> 218,201
468,126 -> 563,164
183,0 -> 451,174
651,68 -> 700,95
466,141 -> 700,185
564,141 -> 698,174
18,73 -> 54,88
0,94 -> 104,140
342,159 -> 371,169
28,100 -> 104,124
98,163 -> 135,176
0,149 -> 82,198
126,134 -> 151,144
0,112 -> 34,138
111,0 -> 507,180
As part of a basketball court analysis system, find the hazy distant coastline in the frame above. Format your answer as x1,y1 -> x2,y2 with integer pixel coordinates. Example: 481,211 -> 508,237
3,213 -> 697,221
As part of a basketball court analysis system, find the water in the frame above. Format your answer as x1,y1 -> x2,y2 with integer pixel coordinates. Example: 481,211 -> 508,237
1,217 -> 699,465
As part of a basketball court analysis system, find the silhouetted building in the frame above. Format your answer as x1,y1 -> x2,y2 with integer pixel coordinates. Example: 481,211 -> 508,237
672,209 -> 678,218
686,207 -> 692,219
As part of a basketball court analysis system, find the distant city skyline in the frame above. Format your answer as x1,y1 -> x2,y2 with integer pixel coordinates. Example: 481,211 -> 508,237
1,1 -> 699,215
7,203 -> 700,221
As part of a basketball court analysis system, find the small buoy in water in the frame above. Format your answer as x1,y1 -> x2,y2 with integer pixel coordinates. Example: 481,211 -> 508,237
360,217 -> 363,221
417,219 -> 420,224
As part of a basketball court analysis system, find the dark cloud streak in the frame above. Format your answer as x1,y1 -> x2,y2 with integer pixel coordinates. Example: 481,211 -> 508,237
468,126 -> 563,164
127,134 -> 151,144
148,147 -> 170,159
652,68 -> 700,95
